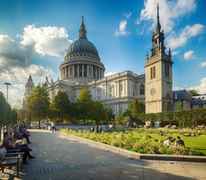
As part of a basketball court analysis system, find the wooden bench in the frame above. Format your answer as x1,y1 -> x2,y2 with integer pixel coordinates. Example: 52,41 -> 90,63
0,153 -> 22,177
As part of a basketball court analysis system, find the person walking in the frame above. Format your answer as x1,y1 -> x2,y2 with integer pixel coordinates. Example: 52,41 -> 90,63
51,122 -> 56,133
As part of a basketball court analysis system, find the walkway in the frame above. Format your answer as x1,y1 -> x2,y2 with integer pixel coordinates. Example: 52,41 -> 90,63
21,130 -> 206,180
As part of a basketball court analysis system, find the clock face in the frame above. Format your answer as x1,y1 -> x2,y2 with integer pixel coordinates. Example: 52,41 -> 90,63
150,88 -> 156,96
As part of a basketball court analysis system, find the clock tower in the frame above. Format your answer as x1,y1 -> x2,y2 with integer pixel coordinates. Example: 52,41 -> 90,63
145,4 -> 173,114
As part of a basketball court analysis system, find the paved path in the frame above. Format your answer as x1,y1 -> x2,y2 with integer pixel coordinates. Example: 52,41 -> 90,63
22,130 -> 206,180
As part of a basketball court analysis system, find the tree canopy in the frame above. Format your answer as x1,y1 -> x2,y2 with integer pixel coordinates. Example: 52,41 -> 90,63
127,99 -> 145,125
189,90 -> 199,96
50,91 -> 71,122
27,86 -> 50,127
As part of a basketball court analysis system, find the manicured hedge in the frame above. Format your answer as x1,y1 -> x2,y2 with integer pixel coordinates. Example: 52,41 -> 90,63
139,109 -> 206,128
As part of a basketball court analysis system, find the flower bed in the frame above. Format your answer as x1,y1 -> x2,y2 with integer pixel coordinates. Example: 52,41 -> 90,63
60,128 -> 206,156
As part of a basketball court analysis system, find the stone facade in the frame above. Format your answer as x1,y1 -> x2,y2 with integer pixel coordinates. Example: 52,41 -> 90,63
23,75 -> 34,110
145,4 -> 173,113
44,17 -> 146,115
46,71 -> 145,115
24,10 -> 206,115
23,11 -> 175,115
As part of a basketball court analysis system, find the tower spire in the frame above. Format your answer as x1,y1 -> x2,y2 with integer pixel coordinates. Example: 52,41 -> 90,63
79,16 -> 87,39
156,3 -> 161,33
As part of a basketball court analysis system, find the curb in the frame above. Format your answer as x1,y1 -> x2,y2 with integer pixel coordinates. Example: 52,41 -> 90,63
59,132 -> 206,163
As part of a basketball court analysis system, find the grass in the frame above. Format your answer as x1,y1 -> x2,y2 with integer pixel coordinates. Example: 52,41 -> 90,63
60,128 -> 206,156
184,135 -> 206,155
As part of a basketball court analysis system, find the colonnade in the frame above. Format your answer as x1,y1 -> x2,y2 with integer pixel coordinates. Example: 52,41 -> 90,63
61,64 -> 104,80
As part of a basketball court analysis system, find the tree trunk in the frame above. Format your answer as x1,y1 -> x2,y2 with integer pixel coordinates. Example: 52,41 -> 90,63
38,120 -> 41,129
0,126 -> 2,141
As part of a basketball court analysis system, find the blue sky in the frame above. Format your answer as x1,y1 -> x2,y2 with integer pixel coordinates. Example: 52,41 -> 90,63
0,0 -> 205,107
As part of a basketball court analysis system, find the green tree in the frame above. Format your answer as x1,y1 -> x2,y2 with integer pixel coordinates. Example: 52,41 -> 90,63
78,87 -> 92,102
175,101 -> 184,112
76,87 -> 93,124
27,86 -> 50,128
189,89 -> 199,96
90,101 -> 105,126
0,92 -> 17,140
50,91 -> 71,122
104,106 -> 114,124
127,99 -> 145,126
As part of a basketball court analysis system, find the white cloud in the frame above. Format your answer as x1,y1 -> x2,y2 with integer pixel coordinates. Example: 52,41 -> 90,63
115,20 -> 129,37
0,64 -> 54,108
167,24 -> 205,49
200,61 -> 206,68
21,25 -> 72,57
189,77 -> 206,94
140,0 -> 196,33
0,24 -> 73,107
0,34 -> 32,67
183,50 -> 194,60
0,30 -> 60,108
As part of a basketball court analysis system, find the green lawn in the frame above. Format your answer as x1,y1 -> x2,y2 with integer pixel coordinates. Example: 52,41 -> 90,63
60,128 -> 206,156
184,135 -> 206,155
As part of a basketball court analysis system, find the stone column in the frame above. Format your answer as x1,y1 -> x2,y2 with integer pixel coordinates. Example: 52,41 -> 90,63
91,65 -> 94,79
96,67 -> 98,79
72,65 -> 74,79
97,67 -> 99,80
85,64 -> 87,77
93,66 -> 96,79
96,67 -> 98,80
99,68 -> 101,80
66,66 -> 68,78
81,64 -> 83,77
125,79 -> 128,96
77,64 -> 79,79
87,64 -> 90,79
64,67 -> 66,79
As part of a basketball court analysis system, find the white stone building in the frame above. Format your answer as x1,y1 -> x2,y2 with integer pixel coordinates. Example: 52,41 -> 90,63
24,7 -> 176,115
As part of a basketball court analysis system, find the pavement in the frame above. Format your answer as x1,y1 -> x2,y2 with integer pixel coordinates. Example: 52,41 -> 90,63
2,129 -> 206,180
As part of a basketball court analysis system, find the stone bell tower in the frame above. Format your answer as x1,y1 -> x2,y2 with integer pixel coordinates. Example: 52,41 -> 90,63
24,75 -> 34,97
145,4 -> 173,114
23,75 -> 34,110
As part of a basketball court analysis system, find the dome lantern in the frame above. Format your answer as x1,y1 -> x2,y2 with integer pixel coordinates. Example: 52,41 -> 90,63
79,16 -> 87,39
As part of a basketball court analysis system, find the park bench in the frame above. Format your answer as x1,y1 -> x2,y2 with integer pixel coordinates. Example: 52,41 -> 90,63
0,152 -> 23,177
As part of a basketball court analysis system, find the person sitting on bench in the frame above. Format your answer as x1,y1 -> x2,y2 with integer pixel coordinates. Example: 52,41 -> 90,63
2,132 -> 35,164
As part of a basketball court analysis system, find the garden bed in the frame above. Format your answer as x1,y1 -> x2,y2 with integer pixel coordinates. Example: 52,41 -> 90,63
60,128 -> 206,156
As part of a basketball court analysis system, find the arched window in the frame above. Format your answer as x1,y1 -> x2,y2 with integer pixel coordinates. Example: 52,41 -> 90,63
140,84 -> 145,95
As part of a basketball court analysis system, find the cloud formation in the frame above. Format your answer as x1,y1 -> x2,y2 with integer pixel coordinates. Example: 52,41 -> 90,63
140,0 -> 196,33
183,50 -> 194,60
167,24 -> 205,49
0,64 -> 53,108
0,24 -> 72,107
190,77 -> 206,94
21,25 -> 72,57
115,20 -> 129,37
200,61 -> 206,68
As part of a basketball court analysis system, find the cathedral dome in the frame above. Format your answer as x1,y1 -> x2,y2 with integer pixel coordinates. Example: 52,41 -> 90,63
66,38 -> 100,60
64,16 -> 100,61
60,17 -> 105,83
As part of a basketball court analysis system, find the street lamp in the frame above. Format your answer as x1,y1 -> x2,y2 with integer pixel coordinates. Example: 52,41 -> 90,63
4,82 -> 11,102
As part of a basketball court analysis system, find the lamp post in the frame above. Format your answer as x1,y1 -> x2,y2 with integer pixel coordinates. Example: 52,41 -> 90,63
4,82 -> 11,102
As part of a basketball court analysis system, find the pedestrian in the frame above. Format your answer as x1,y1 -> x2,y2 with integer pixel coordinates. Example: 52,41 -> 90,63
51,122 -> 56,133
